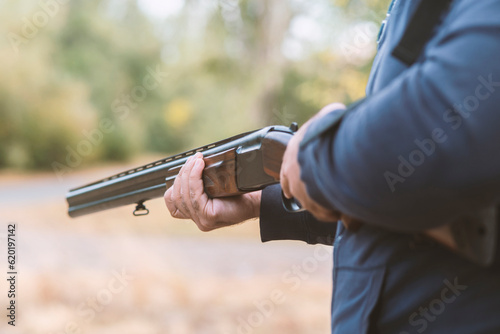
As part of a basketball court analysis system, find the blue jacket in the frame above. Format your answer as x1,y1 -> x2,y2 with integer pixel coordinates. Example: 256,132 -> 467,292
260,0 -> 500,333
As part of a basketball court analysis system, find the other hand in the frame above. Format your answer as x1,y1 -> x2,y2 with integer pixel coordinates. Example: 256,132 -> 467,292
280,103 -> 346,223
164,152 -> 261,232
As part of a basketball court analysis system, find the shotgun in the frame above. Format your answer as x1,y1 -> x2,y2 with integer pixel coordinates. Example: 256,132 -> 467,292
66,124 -> 297,218
66,123 -> 497,267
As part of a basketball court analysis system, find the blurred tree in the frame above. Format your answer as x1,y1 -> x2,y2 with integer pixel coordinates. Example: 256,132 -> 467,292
51,0 -> 172,160
0,0 -> 176,170
0,0 -> 392,171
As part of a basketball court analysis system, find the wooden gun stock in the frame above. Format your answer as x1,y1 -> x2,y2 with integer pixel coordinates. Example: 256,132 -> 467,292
163,130 -> 293,198
164,148 -> 244,198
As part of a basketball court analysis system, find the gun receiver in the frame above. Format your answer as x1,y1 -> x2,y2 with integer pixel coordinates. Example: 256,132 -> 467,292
66,124 -> 296,218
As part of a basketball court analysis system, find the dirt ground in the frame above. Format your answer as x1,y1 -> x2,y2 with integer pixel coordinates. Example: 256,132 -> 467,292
0,160 -> 333,334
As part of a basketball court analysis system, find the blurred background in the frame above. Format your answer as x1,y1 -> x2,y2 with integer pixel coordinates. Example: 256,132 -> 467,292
0,0 -> 389,333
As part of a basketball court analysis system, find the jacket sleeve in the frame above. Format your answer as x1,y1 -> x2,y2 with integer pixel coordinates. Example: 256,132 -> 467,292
298,1 -> 500,232
259,184 -> 337,245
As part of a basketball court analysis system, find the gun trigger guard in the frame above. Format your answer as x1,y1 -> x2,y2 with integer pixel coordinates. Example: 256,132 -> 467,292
282,191 -> 305,213
133,202 -> 150,216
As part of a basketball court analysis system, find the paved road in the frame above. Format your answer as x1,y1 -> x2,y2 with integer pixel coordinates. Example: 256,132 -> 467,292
0,170 -> 333,334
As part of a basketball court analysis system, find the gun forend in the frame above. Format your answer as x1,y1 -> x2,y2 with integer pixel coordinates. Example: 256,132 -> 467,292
66,124 -> 296,218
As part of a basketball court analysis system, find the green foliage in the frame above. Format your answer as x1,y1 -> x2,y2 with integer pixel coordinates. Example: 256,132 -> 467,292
0,0 -> 391,171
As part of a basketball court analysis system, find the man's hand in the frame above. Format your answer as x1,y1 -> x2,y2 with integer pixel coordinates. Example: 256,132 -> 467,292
164,152 -> 261,232
280,103 -> 346,223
